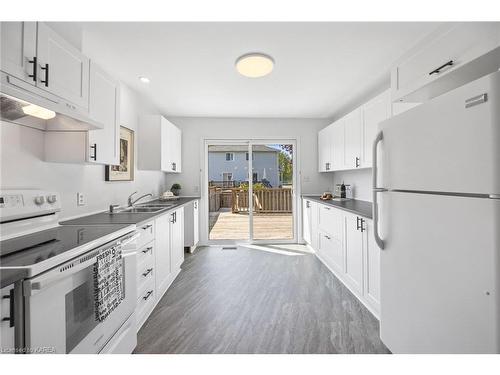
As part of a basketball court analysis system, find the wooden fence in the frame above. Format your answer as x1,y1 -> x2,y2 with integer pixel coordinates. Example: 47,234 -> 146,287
209,187 -> 233,212
232,188 -> 293,213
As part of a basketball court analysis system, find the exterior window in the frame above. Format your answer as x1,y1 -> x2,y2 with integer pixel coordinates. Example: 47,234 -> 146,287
225,153 -> 234,161
222,172 -> 233,182
252,172 -> 258,183
245,152 -> 255,161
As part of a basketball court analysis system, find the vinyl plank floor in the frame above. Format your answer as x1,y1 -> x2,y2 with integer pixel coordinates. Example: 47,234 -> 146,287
134,245 -> 390,354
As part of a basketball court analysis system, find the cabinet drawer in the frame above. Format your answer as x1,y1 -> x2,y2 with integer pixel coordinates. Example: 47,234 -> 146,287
317,204 -> 343,239
136,279 -> 156,330
137,240 -> 154,267
136,220 -> 155,248
137,256 -> 155,295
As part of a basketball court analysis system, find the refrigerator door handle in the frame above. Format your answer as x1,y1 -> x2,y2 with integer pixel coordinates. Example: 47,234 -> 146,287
372,131 -> 386,250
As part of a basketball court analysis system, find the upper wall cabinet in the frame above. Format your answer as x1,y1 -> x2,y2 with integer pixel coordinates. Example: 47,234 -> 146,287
36,23 -> 90,110
0,22 -> 37,84
1,22 -> 90,111
318,90 -> 391,172
139,115 -> 182,173
44,63 -> 120,165
392,22 -> 500,103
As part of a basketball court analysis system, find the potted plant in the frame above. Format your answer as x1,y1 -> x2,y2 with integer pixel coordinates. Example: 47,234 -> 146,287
171,183 -> 181,196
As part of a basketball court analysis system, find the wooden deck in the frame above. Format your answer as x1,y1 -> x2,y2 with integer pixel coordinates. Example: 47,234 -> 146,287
209,209 -> 293,240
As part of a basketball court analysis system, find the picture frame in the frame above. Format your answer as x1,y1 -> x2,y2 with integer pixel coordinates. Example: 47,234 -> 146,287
105,126 -> 135,181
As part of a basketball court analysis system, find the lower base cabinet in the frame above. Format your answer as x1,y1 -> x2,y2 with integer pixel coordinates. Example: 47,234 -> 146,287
135,206 -> 185,331
302,198 -> 381,318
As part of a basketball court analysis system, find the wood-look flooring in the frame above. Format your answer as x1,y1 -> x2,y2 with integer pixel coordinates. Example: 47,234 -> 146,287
134,245 -> 390,354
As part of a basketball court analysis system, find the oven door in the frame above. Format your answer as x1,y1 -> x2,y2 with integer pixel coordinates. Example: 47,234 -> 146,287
23,232 -> 138,354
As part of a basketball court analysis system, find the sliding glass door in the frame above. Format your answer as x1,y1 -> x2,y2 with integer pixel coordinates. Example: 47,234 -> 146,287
207,140 -> 296,243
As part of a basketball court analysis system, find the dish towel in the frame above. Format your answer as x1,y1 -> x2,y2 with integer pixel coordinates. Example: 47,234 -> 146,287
93,245 -> 125,322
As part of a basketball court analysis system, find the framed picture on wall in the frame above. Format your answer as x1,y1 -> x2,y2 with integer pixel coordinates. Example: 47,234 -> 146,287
105,126 -> 135,181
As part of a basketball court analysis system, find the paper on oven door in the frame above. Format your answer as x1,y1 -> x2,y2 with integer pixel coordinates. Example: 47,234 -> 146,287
93,246 -> 124,322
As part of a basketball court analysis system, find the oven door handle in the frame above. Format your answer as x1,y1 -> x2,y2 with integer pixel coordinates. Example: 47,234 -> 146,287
24,249 -> 137,296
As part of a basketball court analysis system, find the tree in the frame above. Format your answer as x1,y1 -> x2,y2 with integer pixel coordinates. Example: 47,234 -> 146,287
278,151 -> 292,184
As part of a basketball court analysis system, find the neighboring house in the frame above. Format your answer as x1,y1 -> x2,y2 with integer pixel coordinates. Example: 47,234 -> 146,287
208,145 -> 280,187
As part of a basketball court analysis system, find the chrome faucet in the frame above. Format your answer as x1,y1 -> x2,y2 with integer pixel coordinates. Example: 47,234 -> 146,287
128,191 -> 153,207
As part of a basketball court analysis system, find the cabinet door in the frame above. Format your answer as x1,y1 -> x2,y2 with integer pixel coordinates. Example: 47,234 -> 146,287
36,23 -> 89,109
193,201 -> 199,245
392,23 -> 500,101
343,108 -> 362,169
160,118 -> 170,172
302,199 -> 312,244
344,213 -> 364,295
155,213 -> 172,297
331,120 -> 344,170
0,22 -> 37,84
363,220 -> 380,312
174,125 -> 182,172
87,63 -> 120,165
361,90 -> 391,168
171,208 -> 184,270
318,126 -> 332,172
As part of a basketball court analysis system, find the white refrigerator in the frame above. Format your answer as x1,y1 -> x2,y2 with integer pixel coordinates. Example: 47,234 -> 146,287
373,71 -> 500,353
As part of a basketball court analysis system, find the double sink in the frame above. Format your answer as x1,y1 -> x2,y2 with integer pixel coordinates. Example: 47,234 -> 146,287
114,202 -> 176,214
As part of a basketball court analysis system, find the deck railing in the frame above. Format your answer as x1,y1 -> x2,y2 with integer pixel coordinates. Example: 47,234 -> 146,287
232,188 -> 293,213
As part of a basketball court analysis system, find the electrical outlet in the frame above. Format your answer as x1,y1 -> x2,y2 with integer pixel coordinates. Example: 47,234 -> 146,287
194,185 -> 199,193
303,175 -> 311,183
77,192 -> 85,206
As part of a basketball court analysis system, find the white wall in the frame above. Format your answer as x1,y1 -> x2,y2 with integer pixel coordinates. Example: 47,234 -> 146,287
163,117 -> 333,196
0,84 -> 167,219
332,169 -> 372,202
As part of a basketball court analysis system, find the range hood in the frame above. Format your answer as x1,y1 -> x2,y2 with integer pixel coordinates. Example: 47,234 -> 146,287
0,72 -> 102,131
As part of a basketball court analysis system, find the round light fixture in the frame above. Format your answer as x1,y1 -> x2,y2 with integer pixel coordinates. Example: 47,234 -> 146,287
139,76 -> 150,84
235,53 -> 274,78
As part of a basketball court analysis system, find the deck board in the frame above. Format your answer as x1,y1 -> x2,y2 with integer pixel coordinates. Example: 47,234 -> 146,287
209,210 -> 293,240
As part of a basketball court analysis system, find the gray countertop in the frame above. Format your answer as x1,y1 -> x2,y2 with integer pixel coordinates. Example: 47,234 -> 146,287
302,195 -> 373,219
61,197 -> 199,226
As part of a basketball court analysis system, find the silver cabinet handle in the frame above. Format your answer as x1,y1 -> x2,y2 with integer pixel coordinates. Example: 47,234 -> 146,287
141,224 -> 152,230
372,131 -> 386,249
324,235 -> 331,240
142,268 -> 153,277
324,206 -> 330,210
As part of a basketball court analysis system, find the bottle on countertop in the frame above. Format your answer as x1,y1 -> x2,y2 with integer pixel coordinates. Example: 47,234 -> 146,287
340,181 -> 346,198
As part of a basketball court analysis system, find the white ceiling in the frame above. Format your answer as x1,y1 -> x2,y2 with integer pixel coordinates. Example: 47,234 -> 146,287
78,22 -> 441,119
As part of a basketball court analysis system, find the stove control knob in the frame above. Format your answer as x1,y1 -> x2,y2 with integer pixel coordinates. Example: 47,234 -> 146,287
47,195 -> 57,204
34,196 -> 45,205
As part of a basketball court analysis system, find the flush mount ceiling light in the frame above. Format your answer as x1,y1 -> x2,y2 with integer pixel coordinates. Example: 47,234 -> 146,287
139,76 -> 150,84
235,53 -> 274,78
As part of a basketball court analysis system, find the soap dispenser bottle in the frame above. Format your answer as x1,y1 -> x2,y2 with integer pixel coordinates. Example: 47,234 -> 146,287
340,181 -> 346,199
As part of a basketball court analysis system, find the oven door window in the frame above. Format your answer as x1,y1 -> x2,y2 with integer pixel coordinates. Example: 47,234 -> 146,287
65,267 -> 98,353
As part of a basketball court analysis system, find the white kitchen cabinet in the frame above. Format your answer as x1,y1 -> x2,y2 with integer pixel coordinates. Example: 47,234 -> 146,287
1,285 -> 15,352
318,125 -> 333,172
36,22 -> 90,109
343,108 -> 362,170
331,120 -> 345,170
0,22 -> 37,84
343,213 -> 364,296
87,63 -> 120,165
303,199 -> 380,318
392,22 -> 500,102
171,208 -> 185,270
155,207 -> 184,298
363,220 -> 380,314
139,115 -> 182,173
44,62 -> 120,165
184,200 -> 199,251
302,198 -> 319,248
361,90 -> 391,168
155,213 -> 172,297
